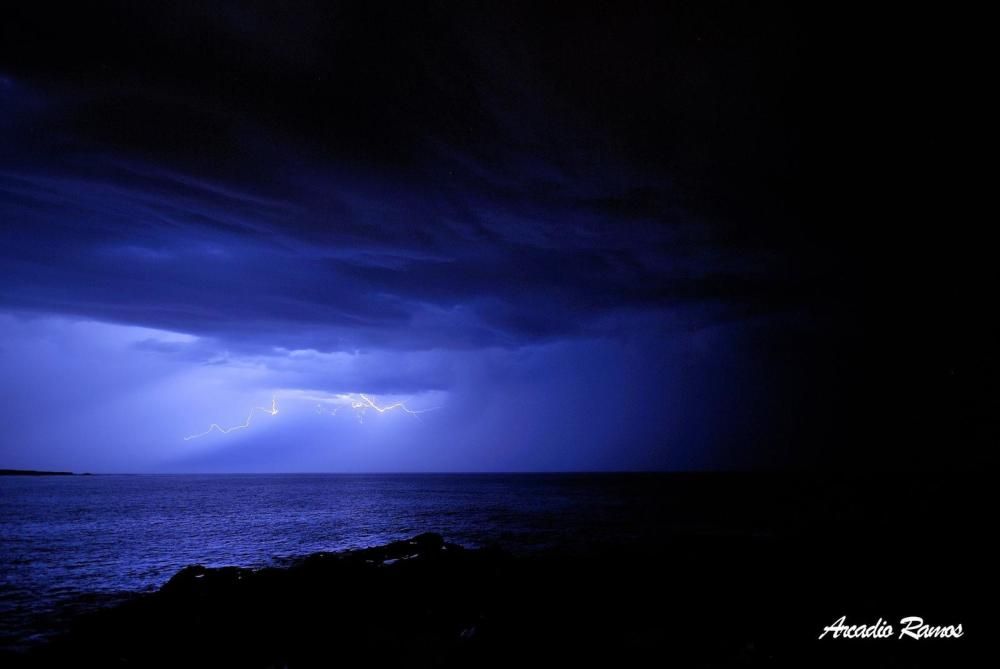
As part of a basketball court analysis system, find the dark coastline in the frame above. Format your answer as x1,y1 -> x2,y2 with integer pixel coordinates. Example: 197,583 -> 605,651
2,473 -> 991,668
0,470 -> 76,477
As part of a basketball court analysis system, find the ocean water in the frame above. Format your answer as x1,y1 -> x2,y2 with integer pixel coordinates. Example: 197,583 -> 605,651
0,473 -> 713,647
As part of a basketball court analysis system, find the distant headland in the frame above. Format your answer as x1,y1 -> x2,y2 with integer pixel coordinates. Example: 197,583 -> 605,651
0,469 -> 85,476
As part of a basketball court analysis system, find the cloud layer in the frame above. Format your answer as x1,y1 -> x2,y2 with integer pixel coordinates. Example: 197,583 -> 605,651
0,3 -> 862,471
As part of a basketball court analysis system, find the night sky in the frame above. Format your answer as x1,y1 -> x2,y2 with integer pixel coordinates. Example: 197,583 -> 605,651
0,3 -> 993,472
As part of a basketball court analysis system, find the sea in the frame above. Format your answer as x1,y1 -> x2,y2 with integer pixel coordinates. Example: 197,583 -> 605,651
0,472 -> 740,649
0,472 -> 987,656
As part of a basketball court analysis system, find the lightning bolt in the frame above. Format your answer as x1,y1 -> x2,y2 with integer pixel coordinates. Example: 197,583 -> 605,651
184,396 -> 279,441
315,393 -> 439,423
184,392 -> 438,440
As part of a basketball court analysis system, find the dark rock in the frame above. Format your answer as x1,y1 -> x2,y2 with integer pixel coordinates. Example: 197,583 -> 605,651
9,527 -> 983,668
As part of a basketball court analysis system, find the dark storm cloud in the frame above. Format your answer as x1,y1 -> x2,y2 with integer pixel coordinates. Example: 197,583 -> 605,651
1,3 -> 990,473
0,5 -> 813,349
0,1 -> 820,354
0,2 -> 897,471
0,155 -> 782,352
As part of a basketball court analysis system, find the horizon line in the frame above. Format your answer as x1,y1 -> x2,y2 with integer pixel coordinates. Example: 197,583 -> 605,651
1,468 -> 757,476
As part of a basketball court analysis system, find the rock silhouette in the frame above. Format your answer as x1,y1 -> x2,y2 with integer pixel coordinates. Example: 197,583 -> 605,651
8,492 -> 989,669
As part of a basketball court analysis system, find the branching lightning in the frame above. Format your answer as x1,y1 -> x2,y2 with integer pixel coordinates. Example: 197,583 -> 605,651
184,396 -> 279,441
315,393 -> 439,423
183,392 -> 438,440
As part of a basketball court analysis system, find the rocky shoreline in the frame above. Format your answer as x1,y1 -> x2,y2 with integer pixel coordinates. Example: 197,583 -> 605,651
4,516 -> 987,667
10,531 -> 764,667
